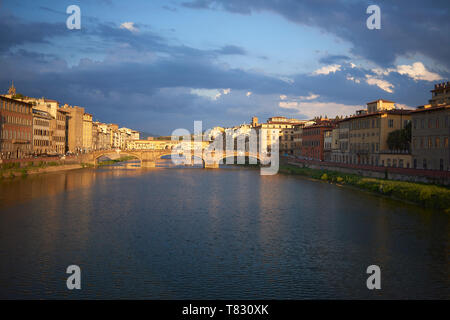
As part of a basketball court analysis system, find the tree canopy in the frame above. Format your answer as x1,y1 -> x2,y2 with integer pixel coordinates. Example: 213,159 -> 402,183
387,121 -> 411,151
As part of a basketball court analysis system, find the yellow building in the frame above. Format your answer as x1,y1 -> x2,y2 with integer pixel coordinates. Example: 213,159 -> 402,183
82,113 -> 93,152
54,109 -> 67,155
60,104 -> 84,153
253,116 -> 307,154
337,100 -> 411,167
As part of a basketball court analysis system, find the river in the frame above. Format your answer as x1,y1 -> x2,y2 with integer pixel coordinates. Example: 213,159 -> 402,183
0,160 -> 449,299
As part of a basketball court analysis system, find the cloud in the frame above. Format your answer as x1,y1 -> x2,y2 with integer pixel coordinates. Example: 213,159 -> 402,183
395,62 -> 442,81
1,12 -> 447,134
246,91 -> 252,97
279,101 -> 299,109
182,0 -> 450,69
319,55 -> 350,65
313,64 -> 341,75
279,100 -> 362,118
365,75 -> 395,93
120,22 -> 139,32
190,88 -> 231,100
346,74 -> 361,83
299,93 -> 319,100
372,62 -> 442,82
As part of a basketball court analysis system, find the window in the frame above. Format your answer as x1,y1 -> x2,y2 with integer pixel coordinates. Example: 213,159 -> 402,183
413,119 -> 417,129
440,159 -> 444,171
388,119 -> 394,128
423,159 -> 427,170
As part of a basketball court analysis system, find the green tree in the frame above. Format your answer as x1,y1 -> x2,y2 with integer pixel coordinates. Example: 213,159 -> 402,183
387,121 -> 411,151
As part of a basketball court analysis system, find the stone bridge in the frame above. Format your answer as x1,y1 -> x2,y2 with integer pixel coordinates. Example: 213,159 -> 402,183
80,149 -> 268,168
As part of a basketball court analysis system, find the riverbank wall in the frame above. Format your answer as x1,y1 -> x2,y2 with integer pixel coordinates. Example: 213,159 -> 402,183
287,158 -> 450,186
281,162 -> 450,211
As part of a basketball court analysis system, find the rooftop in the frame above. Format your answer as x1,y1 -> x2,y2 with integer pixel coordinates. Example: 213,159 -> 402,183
366,99 -> 395,105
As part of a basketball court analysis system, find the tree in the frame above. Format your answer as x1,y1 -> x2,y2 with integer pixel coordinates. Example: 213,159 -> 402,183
387,122 -> 411,151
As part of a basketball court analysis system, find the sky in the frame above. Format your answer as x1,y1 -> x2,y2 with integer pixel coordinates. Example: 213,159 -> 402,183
0,0 -> 448,135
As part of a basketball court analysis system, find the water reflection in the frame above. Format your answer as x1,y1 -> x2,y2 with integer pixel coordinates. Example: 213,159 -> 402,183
0,165 -> 449,299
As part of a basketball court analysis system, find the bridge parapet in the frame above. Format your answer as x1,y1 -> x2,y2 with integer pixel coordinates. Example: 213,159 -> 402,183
79,149 -> 267,169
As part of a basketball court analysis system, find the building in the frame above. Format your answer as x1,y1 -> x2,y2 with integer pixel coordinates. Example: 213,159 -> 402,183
82,113 -> 93,152
292,124 -> 303,157
367,99 -> 395,113
118,127 -> 140,149
429,82 -> 450,106
280,127 -> 295,155
94,122 -> 112,150
411,104 -> 449,171
336,100 -> 411,167
108,124 -> 120,149
126,139 -> 180,151
32,108 -> 52,155
331,121 -> 350,163
253,116 -> 307,154
301,122 -> 334,161
323,129 -> 333,161
0,96 -> 33,159
60,104 -> 85,153
54,109 -> 67,155
2,89 -> 67,155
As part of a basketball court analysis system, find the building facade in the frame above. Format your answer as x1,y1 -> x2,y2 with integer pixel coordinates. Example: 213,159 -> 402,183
301,123 -> 333,161
32,108 -> 52,155
0,96 -> 33,159
429,82 -> 450,106
411,104 -> 449,171
60,105 -> 85,153
335,100 -> 411,167
254,116 -> 307,154
54,109 -> 67,155
82,113 -> 93,153
323,129 -> 333,161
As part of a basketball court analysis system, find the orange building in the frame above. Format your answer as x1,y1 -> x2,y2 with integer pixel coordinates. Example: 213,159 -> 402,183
301,122 -> 334,161
0,96 -> 33,159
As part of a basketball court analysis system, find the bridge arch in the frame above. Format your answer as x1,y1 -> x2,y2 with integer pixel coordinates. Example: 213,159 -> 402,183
93,151 -> 143,165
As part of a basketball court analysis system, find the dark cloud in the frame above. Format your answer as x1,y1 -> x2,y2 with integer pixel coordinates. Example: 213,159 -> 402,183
319,55 -> 350,65
1,3 -> 447,134
0,14 -> 67,53
182,0 -> 450,69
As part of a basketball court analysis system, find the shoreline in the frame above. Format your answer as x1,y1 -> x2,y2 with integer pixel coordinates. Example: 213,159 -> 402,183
0,156 -> 138,180
280,163 -> 450,212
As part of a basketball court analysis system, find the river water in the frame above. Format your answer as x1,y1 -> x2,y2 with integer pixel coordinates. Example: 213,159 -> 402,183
0,161 -> 449,299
